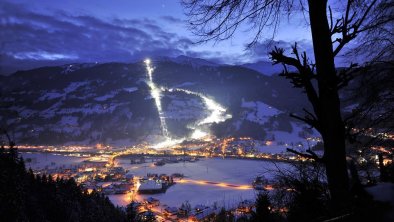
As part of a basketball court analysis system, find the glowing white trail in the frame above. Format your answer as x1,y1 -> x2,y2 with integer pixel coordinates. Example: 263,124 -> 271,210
142,58 -> 232,148
167,88 -> 232,139
144,59 -> 169,138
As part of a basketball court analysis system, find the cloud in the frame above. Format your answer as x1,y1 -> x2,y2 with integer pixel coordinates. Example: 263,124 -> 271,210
12,51 -> 79,60
0,1 -> 198,74
160,16 -> 186,24
0,1 -> 322,74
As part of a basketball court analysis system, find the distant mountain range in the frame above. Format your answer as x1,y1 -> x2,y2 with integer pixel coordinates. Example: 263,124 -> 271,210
1,56 -> 320,146
241,60 -> 285,76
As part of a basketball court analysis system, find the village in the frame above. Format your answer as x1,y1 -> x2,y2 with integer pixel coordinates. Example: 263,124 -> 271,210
18,134 -> 393,222
26,154 -> 267,221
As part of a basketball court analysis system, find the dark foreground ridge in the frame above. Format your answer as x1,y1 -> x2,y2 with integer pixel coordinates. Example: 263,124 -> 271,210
0,147 -> 128,222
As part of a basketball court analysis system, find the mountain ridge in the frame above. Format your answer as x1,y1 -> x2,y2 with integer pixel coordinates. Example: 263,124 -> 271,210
0,59 -> 313,146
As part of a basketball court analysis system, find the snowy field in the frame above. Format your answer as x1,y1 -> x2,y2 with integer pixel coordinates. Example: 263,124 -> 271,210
20,152 -> 88,170
113,157 -> 288,208
18,152 -> 289,209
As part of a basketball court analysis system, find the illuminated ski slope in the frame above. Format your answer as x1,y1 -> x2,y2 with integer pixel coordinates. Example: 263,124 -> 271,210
143,58 -> 232,148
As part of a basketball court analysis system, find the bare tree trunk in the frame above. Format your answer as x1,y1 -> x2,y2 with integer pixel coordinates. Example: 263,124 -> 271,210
308,0 -> 350,206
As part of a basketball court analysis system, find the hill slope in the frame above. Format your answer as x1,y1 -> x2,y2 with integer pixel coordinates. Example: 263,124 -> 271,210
0,58 -> 313,146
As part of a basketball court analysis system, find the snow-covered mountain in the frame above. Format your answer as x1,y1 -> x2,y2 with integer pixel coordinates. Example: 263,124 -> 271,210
241,60 -> 298,76
0,57 -> 314,146
241,61 -> 283,75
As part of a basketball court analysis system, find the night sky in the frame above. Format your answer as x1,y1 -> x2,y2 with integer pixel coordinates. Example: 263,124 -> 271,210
1,0 -> 314,74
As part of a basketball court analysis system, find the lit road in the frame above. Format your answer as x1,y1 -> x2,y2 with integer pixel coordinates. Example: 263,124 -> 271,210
176,178 -> 274,190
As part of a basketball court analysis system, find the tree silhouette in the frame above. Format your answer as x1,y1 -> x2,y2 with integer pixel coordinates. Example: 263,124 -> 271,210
251,192 -> 276,222
182,0 -> 393,207
0,129 -> 128,222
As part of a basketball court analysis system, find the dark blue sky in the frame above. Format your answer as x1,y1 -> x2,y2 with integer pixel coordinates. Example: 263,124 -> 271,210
0,0 -> 315,74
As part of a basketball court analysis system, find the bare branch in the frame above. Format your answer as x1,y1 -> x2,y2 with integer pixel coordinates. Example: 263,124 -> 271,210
183,0 -> 295,46
269,45 -> 321,124
286,148 -> 324,162
290,113 -> 321,132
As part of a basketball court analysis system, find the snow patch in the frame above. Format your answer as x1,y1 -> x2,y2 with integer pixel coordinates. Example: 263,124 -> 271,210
123,87 -> 138,93
94,91 -> 118,101
241,100 -> 280,125
174,82 -> 196,88
63,81 -> 89,93
39,91 -> 63,101
59,116 -> 79,126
